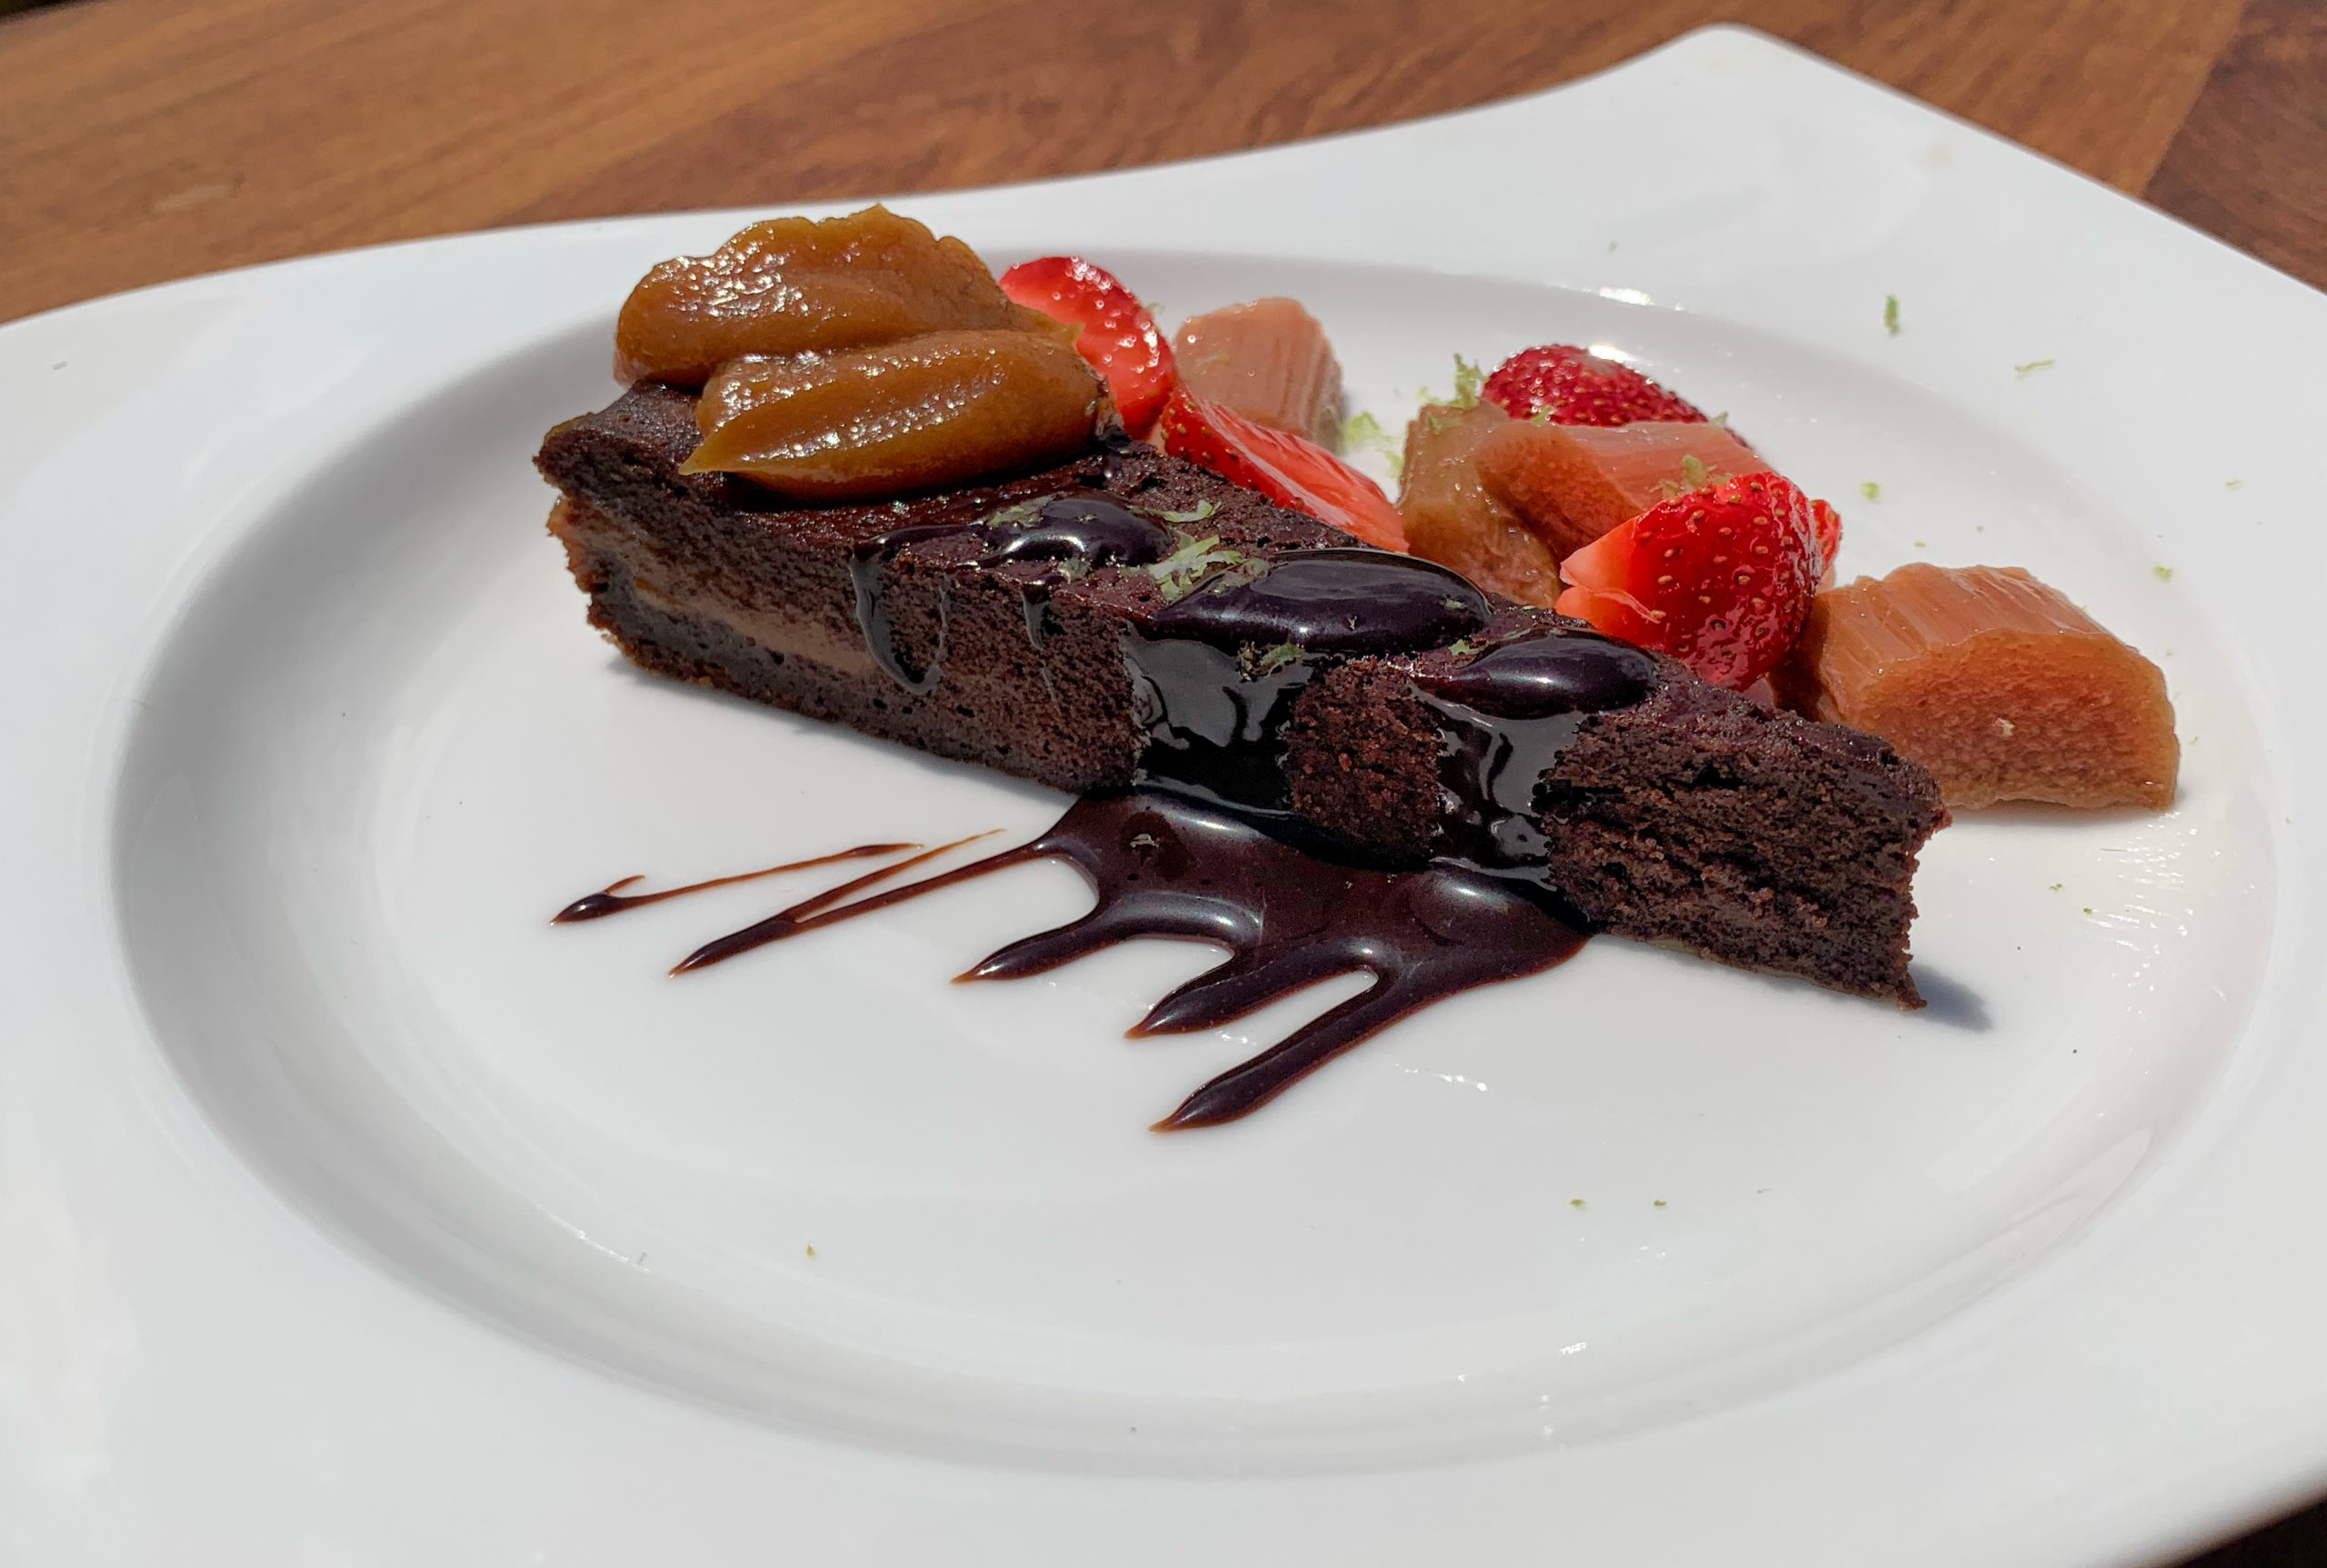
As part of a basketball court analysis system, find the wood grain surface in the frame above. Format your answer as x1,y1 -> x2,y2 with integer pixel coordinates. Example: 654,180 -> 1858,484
1,0 -> 2322,1561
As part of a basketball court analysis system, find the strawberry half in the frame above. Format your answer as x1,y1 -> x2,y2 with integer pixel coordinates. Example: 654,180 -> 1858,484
1154,386 -> 1407,551
1482,345 -> 1708,427
1553,471 -> 1823,689
997,255 -> 1175,436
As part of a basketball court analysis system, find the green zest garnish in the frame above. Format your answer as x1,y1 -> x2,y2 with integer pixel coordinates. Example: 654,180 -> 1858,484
1569,1197 -> 1586,1210
2226,478 -> 2244,490
1146,533 -> 1244,603
1159,498 -> 1217,524
2152,564 -> 2173,581
1710,410 -> 1730,427
2014,358 -> 2055,375
1679,454 -> 1710,490
981,499 -> 1044,527
1452,354 -> 1484,408
1246,642 -> 1305,677
1446,636 -> 1483,659
1859,480 -> 1881,502
1883,295 -> 1901,335
1340,409 -> 1406,482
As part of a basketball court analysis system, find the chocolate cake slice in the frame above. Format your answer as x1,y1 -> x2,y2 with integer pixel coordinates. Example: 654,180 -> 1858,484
539,382 -> 1946,1004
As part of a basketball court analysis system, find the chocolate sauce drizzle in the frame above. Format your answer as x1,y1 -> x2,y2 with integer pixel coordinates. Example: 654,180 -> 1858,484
551,840 -> 918,924
564,793 -> 1586,1129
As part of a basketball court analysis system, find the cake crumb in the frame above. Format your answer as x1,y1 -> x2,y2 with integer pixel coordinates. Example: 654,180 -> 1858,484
1994,716 -> 2015,736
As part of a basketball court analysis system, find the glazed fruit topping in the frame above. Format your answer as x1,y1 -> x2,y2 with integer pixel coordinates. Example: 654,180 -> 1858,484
1554,470 -> 1824,689
998,255 -> 1176,437
615,205 -> 1046,388
684,330 -> 1106,500
1154,386 -> 1408,552
1481,345 -> 1708,427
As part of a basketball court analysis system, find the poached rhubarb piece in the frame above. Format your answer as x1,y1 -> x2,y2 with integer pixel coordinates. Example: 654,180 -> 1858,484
1773,564 -> 2178,810
1474,418 -> 1766,563
1170,297 -> 1345,448
1396,400 -> 1564,604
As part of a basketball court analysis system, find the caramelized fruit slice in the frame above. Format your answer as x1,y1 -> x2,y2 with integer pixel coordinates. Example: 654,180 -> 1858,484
615,205 -> 1045,387
1773,564 -> 2178,810
1171,298 -> 1345,448
1395,401 -> 1563,604
1474,419 -> 1764,562
684,329 -> 1105,500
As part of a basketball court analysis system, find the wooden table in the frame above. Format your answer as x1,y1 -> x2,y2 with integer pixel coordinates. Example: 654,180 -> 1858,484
1,0 -> 2320,1559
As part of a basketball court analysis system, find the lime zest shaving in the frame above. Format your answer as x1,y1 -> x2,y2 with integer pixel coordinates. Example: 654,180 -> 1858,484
1859,481 -> 1881,502
1248,642 -> 1305,677
1158,499 -> 1217,524
1145,533 -> 1243,603
1883,295 -> 1902,335
2014,357 -> 2055,375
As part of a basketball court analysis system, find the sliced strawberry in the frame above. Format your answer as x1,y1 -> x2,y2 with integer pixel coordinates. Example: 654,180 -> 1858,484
1811,497 -> 1843,574
1553,472 -> 1823,689
1482,345 -> 1707,427
1154,386 -> 1407,551
997,255 -> 1175,436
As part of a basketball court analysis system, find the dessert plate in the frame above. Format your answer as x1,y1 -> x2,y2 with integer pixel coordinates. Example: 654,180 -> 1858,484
2,25 -> 2322,1568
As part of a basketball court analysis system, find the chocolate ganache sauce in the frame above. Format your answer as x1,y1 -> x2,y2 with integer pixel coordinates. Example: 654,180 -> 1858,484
1413,631 -> 1661,868
848,490 -> 1175,687
1129,549 -> 1490,814
572,470 -> 1668,1128
566,794 -> 1587,1129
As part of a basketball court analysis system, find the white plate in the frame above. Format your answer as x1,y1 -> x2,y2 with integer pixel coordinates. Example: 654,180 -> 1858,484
3,25 -> 2322,1567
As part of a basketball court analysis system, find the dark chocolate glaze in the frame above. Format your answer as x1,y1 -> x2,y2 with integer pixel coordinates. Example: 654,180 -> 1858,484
634,792 -> 1587,1129
1144,549 -> 1489,654
847,523 -> 961,694
1127,550 -> 1493,815
1414,631 -> 1662,869
851,490 -> 1176,673
977,492 -> 1176,650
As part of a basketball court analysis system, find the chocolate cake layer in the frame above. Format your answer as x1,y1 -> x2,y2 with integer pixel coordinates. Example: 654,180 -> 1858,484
538,383 -> 1946,1003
